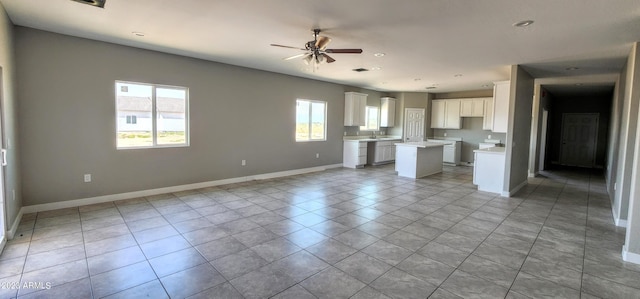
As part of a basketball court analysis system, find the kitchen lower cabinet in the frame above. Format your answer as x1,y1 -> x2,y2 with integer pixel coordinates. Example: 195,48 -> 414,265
368,140 -> 399,165
343,140 -> 367,168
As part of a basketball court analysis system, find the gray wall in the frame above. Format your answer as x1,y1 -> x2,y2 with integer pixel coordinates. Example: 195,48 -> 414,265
433,89 -> 506,163
625,42 -> 640,257
15,27 -> 379,206
0,3 -> 22,230
505,65 -> 534,192
614,43 -> 640,222
389,92 -> 430,139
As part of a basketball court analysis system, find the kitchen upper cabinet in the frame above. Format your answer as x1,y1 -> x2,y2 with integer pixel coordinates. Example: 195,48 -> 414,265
431,100 -> 446,128
492,81 -> 510,133
380,97 -> 396,127
431,100 -> 460,129
460,98 -> 485,117
431,99 -> 461,129
483,98 -> 494,130
344,92 -> 367,126
445,100 -> 461,129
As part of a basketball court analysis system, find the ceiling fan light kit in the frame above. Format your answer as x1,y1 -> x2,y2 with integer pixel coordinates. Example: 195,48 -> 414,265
271,28 -> 363,69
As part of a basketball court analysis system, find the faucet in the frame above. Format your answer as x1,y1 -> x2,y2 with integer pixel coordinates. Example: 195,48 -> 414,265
371,131 -> 377,138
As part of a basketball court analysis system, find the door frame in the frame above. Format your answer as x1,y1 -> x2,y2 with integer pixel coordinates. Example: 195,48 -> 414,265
539,109 -> 549,171
0,67 -> 5,252
403,108 -> 425,142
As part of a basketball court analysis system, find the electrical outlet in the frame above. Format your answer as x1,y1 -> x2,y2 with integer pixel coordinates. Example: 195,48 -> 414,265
241,160 -> 246,166
444,133 -> 447,137
84,174 -> 92,183
316,153 -> 320,158
614,182 -> 617,190
488,135 -> 492,139
12,189 -> 15,201
344,131 -> 347,136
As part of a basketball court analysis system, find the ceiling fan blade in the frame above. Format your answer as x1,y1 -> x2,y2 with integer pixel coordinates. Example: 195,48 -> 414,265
322,53 -> 336,63
271,44 -> 305,50
325,48 -> 363,54
315,36 -> 332,50
283,53 -> 308,60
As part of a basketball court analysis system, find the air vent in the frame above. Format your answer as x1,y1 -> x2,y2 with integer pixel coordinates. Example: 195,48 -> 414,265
352,68 -> 369,72
71,0 -> 106,8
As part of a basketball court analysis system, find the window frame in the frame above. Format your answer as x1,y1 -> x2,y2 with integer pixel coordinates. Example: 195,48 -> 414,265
115,80 -> 190,150
359,105 -> 380,131
295,99 -> 327,142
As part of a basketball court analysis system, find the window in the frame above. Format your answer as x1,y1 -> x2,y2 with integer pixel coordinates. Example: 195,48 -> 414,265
360,106 -> 380,131
296,99 -> 326,142
125,115 -> 137,124
116,81 -> 189,149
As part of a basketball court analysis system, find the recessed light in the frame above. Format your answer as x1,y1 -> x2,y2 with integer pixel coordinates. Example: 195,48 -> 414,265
70,0 -> 106,8
566,67 -> 580,71
414,78 -> 422,81
454,74 -> 463,77
481,84 -> 490,88
373,53 -> 385,57
371,67 -> 381,71
514,20 -> 534,27
132,31 -> 145,37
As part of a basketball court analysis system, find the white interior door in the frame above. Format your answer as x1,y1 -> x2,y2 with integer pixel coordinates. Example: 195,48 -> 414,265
560,113 -> 598,167
404,108 -> 425,142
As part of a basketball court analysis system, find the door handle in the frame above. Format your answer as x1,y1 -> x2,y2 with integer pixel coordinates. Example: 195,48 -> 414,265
1,149 -> 7,166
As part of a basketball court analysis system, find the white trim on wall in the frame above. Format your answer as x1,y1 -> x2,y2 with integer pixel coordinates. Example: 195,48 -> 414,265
612,207 -> 628,228
7,206 -> 23,239
22,164 -> 343,214
622,245 -> 640,264
502,180 -> 528,197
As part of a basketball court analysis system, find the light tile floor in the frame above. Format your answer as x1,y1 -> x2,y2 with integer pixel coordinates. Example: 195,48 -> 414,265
1,165 -> 639,298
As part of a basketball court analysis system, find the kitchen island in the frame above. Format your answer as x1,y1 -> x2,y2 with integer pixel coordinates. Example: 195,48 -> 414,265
394,142 -> 445,179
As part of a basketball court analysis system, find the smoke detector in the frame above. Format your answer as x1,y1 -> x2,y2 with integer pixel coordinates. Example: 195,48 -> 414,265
71,0 -> 106,8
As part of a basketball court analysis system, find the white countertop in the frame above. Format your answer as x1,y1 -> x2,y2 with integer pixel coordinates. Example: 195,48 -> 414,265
395,141 -> 445,148
343,136 -> 402,142
474,147 -> 506,154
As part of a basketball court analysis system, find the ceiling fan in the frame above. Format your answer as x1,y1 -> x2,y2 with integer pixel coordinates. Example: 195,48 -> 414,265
271,29 -> 363,67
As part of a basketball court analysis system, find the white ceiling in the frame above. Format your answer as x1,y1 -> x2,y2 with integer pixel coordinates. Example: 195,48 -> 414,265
1,0 -> 639,93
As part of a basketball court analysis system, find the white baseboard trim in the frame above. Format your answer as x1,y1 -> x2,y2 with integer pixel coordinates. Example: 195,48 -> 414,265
502,180 -> 528,197
22,163 -> 343,214
622,245 -> 640,265
612,207 -> 628,228
7,207 -> 24,239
